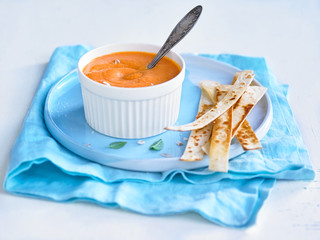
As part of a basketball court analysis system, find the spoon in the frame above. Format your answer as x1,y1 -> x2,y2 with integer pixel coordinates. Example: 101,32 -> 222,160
147,5 -> 202,69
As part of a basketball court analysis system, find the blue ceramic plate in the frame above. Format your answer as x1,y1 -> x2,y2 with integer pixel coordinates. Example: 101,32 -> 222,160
44,54 -> 273,172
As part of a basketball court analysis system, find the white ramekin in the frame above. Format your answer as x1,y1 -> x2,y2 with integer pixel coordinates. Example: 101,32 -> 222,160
78,43 -> 185,139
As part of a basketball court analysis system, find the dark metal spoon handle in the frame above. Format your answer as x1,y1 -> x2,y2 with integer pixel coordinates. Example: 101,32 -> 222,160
147,5 -> 202,69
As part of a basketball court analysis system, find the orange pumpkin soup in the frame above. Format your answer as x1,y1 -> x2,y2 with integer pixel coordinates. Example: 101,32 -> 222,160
83,51 -> 181,88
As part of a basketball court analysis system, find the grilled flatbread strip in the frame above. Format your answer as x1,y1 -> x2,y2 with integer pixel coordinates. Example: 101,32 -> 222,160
165,70 -> 254,131
231,86 -> 267,137
236,119 -> 262,150
180,81 -> 218,161
208,88 -> 233,172
231,73 -> 263,150
215,85 -> 267,138
235,120 -> 262,150
204,85 -> 267,167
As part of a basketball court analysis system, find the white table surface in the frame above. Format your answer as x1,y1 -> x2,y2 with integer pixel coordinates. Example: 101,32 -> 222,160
1,0 -> 319,239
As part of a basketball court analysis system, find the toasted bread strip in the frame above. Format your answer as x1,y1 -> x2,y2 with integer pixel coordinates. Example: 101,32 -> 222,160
231,86 -> 267,137
231,73 -> 263,150
208,88 -> 233,172
231,72 -> 240,84
235,120 -> 262,150
180,81 -> 218,161
165,70 -> 254,131
215,85 -> 267,138
200,80 -> 216,103
201,85 -> 266,155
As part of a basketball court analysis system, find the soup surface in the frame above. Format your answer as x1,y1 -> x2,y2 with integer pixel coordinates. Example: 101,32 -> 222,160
83,51 -> 181,88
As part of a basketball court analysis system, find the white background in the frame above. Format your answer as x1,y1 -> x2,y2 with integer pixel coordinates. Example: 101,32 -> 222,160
0,0 -> 319,239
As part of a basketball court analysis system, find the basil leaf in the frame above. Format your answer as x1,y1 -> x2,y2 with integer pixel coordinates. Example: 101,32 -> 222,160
107,141 -> 127,149
150,139 -> 163,151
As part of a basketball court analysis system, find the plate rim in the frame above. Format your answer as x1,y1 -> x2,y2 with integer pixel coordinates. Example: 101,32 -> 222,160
44,54 -> 273,172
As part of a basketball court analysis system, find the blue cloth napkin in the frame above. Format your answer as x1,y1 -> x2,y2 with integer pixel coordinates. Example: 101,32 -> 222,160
4,45 -> 314,228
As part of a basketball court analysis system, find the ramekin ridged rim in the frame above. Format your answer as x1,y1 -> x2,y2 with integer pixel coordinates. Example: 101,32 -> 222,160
77,43 -> 185,100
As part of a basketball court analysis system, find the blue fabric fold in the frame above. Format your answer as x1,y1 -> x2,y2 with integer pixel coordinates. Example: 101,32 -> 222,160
3,45 -> 314,228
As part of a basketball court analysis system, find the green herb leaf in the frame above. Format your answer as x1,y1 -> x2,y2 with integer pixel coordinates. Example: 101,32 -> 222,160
107,141 -> 127,149
149,139 -> 163,151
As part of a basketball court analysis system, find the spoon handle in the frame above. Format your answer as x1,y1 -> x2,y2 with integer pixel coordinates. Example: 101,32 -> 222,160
147,5 -> 202,69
